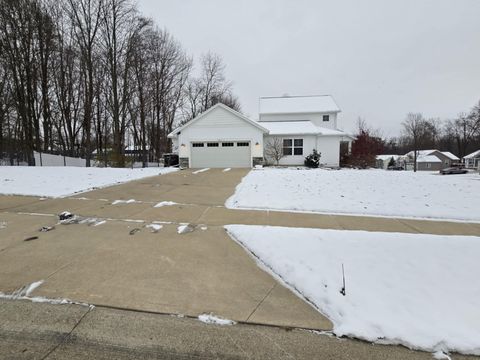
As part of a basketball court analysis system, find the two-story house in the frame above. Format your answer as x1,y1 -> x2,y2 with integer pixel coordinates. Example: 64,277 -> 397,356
168,95 -> 352,168
258,95 -> 352,166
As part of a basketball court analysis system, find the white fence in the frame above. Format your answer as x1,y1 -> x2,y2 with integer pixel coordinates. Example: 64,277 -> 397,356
2,152 -> 165,168
34,152 -> 86,167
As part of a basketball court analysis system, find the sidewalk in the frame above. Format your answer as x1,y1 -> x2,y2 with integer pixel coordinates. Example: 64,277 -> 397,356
1,299 -> 475,360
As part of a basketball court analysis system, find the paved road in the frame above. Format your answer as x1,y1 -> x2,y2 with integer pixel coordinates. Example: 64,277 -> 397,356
1,168 -> 479,359
1,299 -> 476,360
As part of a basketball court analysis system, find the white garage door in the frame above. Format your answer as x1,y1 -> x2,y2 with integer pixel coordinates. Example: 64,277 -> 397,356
190,141 -> 251,168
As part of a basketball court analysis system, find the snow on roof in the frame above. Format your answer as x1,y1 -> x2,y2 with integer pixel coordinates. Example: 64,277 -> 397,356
376,154 -> 402,161
259,95 -> 341,115
416,155 -> 441,163
464,149 -> 480,159
440,151 -> 459,161
405,149 -> 436,158
258,120 -> 350,136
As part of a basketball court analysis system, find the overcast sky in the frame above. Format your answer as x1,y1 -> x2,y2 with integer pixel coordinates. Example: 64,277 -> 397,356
138,0 -> 480,136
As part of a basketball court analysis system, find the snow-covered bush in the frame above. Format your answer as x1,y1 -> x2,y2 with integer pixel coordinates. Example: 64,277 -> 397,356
304,149 -> 321,168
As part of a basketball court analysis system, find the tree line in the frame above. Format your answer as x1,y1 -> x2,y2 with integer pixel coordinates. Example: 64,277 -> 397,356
0,0 -> 240,167
344,100 -> 480,168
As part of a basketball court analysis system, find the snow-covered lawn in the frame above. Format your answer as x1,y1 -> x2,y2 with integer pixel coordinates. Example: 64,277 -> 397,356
226,168 -> 480,222
0,166 -> 177,197
226,225 -> 480,355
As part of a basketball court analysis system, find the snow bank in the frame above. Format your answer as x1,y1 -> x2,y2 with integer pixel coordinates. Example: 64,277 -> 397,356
226,168 -> 480,222
198,313 -> 236,326
192,168 -> 210,174
0,280 -> 93,308
154,201 -> 178,208
0,166 -> 177,197
226,225 -> 480,355
112,199 -> 138,205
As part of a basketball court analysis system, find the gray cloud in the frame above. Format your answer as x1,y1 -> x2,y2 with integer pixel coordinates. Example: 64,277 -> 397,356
138,0 -> 480,136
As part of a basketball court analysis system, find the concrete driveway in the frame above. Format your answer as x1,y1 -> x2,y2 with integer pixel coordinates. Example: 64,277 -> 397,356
0,169 -> 330,331
1,168 -> 479,328
1,168 -> 479,359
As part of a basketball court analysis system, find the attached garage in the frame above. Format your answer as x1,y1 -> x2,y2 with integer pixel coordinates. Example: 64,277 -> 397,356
168,104 -> 268,168
190,141 -> 251,168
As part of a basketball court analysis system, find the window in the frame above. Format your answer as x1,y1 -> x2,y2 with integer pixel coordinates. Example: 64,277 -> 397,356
192,142 -> 204,147
323,115 -> 330,122
236,142 -> 249,147
207,142 -> 219,147
294,139 -> 303,155
283,139 -> 292,155
426,163 -> 431,169
222,142 -> 234,147
283,139 -> 303,156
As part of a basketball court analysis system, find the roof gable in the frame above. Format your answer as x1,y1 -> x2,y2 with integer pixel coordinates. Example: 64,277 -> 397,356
440,151 -> 459,161
464,149 -> 480,159
259,95 -> 341,115
168,103 -> 268,137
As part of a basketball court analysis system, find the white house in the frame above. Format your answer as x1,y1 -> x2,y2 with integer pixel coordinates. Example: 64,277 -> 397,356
375,154 -> 403,169
168,95 -> 352,168
464,150 -> 480,169
258,95 -> 353,166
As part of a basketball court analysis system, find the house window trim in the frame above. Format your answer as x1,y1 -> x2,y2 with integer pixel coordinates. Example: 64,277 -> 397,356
283,138 -> 303,156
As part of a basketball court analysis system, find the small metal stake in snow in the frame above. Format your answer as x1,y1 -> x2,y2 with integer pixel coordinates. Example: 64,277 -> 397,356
340,264 -> 346,296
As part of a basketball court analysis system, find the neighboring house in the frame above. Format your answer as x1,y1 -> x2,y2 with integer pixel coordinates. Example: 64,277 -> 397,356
375,155 -> 403,169
168,95 -> 353,168
415,155 -> 442,171
404,149 -> 460,171
463,150 -> 480,169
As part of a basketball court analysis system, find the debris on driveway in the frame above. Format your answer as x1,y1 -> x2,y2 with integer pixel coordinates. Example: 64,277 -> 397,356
129,228 -> 141,235
0,221 -> 7,229
39,226 -> 55,232
146,224 -> 163,233
24,236 -> 39,242
58,211 -> 106,227
177,224 -> 195,234
59,211 -> 74,221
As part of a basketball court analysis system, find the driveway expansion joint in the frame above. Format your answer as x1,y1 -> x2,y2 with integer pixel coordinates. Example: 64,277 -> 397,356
245,283 -> 278,322
40,305 -> 92,360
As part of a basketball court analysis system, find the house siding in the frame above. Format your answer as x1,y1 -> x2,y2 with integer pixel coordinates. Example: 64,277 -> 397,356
264,134 -> 341,166
176,106 -> 264,165
417,162 -> 442,171
259,112 -> 338,129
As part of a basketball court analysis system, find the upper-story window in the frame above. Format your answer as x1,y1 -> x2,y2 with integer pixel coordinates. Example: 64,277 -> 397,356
323,115 -> 330,122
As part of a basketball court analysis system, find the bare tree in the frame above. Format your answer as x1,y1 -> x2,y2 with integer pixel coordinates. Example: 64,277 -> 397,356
0,0 -> 239,168
264,137 -> 285,165
402,113 -> 426,172
443,109 -> 480,158
183,52 -> 238,121
66,0 -> 104,166
101,0 -> 139,167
